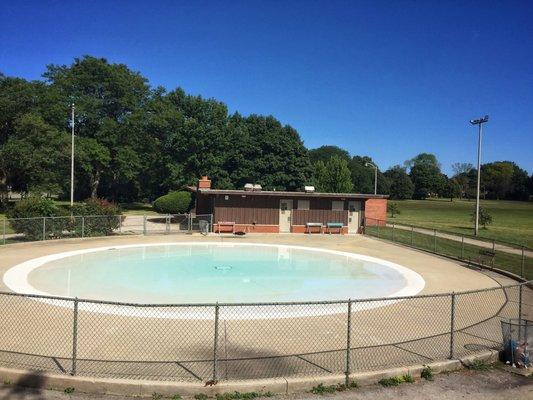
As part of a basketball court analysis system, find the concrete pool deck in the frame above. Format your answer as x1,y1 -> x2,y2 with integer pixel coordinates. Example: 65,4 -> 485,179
0,233 -> 529,395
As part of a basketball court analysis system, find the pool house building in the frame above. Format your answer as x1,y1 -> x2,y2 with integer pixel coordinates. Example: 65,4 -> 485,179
186,176 -> 388,234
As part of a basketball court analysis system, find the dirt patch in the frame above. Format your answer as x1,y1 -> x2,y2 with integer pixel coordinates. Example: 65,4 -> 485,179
1,367 -> 531,400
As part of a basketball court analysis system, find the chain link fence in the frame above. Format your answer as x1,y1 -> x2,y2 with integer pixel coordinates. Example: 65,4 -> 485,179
365,218 -> 532,280
0,214 -> 213,245
0,282 -> 530,382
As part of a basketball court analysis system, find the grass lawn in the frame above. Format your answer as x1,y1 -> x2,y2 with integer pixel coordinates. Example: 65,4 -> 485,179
366,224 -> 532,280
388,199 -> 533,248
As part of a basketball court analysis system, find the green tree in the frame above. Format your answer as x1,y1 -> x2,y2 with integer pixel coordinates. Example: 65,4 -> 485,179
0,113 -> 69,195
405,153 -> 440,169
441,178 -> 462,201
348,156 -> 389,194
387,202 -> 400,218
309,145 -> 350,164
451,162 -> 474,199
471,206 -> 493,229
383,166 -> 414,199
43,56 -> 151,199
408,153 -> 446,199
314,156 -> 353,193
480,161 -> 529,200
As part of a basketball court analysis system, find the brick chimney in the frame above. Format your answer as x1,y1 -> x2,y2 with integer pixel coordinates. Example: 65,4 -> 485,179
197,176 -> 212,189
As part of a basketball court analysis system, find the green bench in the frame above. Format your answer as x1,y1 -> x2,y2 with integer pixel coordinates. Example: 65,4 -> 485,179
326,222 -> 344,234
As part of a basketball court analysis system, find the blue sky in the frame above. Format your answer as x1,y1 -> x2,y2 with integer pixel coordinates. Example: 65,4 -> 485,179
1,0 -> 532,175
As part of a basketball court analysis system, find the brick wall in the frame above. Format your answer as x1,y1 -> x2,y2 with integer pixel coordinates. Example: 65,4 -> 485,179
364,198 -> 387,225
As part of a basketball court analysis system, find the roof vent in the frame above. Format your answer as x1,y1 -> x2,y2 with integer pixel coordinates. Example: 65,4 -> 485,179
253,184 -> 262,191
244,183 -> 254,191
304,186 -> 315,193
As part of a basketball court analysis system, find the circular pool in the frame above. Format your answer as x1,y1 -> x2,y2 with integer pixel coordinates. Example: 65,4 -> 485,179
3,243 -> 424,306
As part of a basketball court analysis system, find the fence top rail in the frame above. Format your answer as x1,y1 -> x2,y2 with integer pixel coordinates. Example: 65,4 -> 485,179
1,213 -> 213,222
365,217 -> 532,251
0,280 -> 529,308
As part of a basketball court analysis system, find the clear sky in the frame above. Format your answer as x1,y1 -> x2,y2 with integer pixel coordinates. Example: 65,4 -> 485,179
1,0 -> 532,175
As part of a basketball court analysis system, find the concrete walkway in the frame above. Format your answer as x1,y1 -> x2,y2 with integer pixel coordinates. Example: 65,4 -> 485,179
387,223 -> 532,258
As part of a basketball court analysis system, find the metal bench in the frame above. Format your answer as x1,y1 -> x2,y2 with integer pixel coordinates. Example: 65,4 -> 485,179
326,222 -> 344,234
306,222 -> 323,234
478,249 -> 496,267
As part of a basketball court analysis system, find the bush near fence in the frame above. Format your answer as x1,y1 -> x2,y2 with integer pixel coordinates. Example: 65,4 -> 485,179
7,197 -> 67,240
71,199 -> 121,237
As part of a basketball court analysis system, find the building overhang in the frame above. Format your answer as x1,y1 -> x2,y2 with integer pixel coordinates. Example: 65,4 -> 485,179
184,186 -> 389,200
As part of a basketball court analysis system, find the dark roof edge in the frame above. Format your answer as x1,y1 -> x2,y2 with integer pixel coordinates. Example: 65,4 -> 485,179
184,186 -> 388,199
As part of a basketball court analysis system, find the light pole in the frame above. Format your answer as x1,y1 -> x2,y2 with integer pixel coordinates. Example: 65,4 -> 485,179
365,162 -> 378,195
469,115 -> 489,236
70,103 -> 75,207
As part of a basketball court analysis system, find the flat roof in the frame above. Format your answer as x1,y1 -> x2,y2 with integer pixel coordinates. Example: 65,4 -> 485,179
185,186 -> 388,199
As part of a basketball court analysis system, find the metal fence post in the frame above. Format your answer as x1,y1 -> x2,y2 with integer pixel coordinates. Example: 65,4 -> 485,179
449,292 -> 456,359
433,229 -> 437,253
392,223 -> 395,242
213,303 -> 219,381
188,214 -> 192,233
377,223 -> 380,238
521,247 -> 525,278
461,235 -> 464,259
492,239 -> 495,252
42,217 -> 46,241
518,284 -> 523,324
143,215 -> 147,235
118,215 -> 122,234
71,298 -> 79,375
81,216 -> 85,238
410,225 -> 414,246
165,215 -> 170,234
345,300 -> 352,385
210,214 -> 213,233
2,219 -> 5,245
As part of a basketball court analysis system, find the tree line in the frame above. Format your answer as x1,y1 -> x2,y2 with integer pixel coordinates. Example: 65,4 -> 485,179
1,56 -> 531,205
310,147 -> 532,200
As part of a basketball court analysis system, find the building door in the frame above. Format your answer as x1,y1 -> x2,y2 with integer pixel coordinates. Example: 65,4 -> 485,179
279,199 -> 293,233
348,201 -> 361,234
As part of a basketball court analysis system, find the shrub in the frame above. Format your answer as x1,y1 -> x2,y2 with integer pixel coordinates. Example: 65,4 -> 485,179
7,196 -> 67,240
153,191 -> 192,214
466,360 -> 491,371
387,202 -> 400,218
310,384 -> 337,394
378,376 -> 405,387
470,206 -> 493,229
421,365 -> 433,381
71,198 -> 121,237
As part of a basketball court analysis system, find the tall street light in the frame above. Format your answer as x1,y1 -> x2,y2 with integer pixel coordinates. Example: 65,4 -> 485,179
365,162 -> 378,195
469,115 -> 489,236
70,103 -> 75,207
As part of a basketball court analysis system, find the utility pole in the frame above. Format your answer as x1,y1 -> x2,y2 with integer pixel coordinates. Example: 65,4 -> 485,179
70,103 -> 75,207
469,115 -> 489,236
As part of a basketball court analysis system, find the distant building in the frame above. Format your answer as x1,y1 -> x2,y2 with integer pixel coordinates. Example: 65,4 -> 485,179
186,176 -> 387,234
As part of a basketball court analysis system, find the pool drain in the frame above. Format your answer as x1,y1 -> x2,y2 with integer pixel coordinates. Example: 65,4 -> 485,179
214,265 -> 232,271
